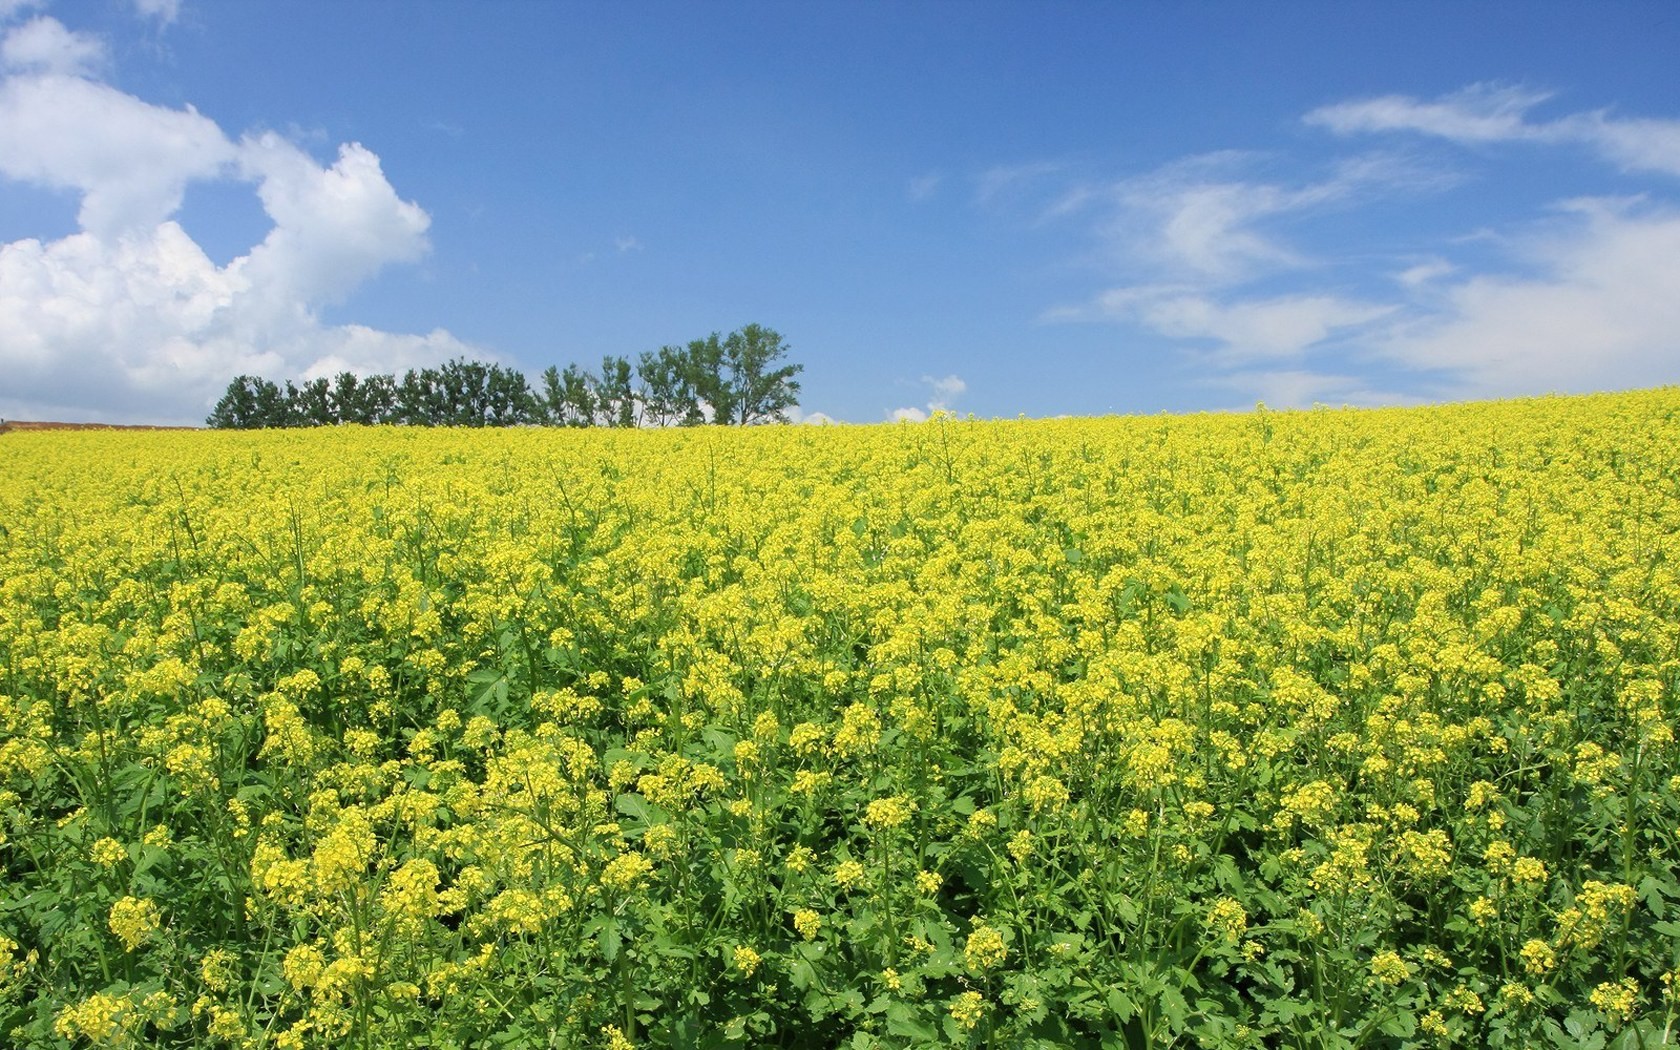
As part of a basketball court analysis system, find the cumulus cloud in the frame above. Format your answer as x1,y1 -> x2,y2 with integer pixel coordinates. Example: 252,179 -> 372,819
0,72 -> 235,237
1307,82 -> 1680,178
888,374 -> 966,422
1,14 -> 102,75
0,16 -> 472,424
785,405 -> 839,425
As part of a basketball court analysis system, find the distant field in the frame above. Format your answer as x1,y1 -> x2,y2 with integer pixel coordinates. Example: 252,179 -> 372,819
1,391 -> 1677,1048
0,421 -> 197,434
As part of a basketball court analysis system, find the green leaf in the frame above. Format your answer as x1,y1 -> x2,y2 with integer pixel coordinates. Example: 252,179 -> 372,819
885,1004 -> 936,1041
1106,988 -> 1136,1021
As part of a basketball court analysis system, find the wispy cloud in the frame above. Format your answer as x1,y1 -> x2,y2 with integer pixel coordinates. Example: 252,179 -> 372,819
906,172 -> 941,202
1060,287 -> 1394,366
1374,196 -> 1680,397
1062,150 -> 1454,286
1033,84 -> 1680,407
1307,82 -> 1680,178
133,0 -> 180,26
974,160 -> 1065,207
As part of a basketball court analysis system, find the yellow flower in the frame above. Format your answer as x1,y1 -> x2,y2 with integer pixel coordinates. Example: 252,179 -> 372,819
1519,939 -> 1555,976
600,851 -> 654,893
732,945 -> 761,978
863,794 -> 915,830
949,990 -> 987,1031
915,869 -> 942,895
1370,950 -> 1409,986
1443,985 -> 1484,1016
833,859 -> 866,890
282,943 -> 326,991
55,992 -> 135,1045
792,908 -> 821,941
964,923 -> 1008,972
1469,896 -> 1497,926
1590,978 -> 1639,1022
1205,897 -> 1248,943
90,837 -> 127,868
108,896 -> 160,952
1007,830 -> 1034,864
785,844 -> 816,874
200,947 -> 236,993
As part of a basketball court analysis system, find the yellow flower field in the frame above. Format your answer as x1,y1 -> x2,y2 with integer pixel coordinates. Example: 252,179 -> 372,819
1,390 -> 1678,1048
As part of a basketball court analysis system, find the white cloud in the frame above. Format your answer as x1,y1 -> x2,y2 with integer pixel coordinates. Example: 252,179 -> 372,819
785,405 -> 839,425
133,0 -> 181,25
925,373 -> 965,409
907,172 -> 941,202
1307,82 -> 1680,178
1,15 -> 104,76
1206,368 -> 1421,411
974,161 -> 1064,206
1081,151 -> 1450,285
1306,83 -> 1552,144
1030,84 -> 1680,410
1394,259 -> 1455,286
0,221 -> 476,425
1374,197 -> 1680,397
888,374 -> 966,421
0,1 -> 44,24
0,70 -> 235,236
236,133 -> 430,305
0,29 -> 473,424
614,235 -> 641,253
1063,285 -> 1393,364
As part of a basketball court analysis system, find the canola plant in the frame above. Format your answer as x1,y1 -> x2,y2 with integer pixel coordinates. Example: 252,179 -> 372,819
1,390 -> 1678,1048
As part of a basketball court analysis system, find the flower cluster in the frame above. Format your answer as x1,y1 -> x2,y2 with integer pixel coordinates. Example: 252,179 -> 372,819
1,389 -> 1676,1046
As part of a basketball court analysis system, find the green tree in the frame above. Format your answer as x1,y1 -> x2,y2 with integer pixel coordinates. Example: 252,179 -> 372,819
536,364 -> 598,426
391,359 -> 534,426
595,355 -> 637,427
636,343 -> 717,427
723,324 -> 801,424
329,372 -> 397,424
286,378 -> 335,426
207,376 -> 288,428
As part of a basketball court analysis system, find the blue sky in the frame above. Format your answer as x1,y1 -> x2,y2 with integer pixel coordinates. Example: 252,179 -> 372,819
3,1 -> 1680,424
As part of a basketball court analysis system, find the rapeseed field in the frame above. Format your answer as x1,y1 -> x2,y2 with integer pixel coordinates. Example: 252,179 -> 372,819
1,390 -> 1678,1048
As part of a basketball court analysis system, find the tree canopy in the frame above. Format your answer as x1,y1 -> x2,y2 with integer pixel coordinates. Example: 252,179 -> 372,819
206,325 -> 804,429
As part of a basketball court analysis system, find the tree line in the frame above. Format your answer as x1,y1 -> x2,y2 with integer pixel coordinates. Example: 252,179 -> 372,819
206,324 -> 802,429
